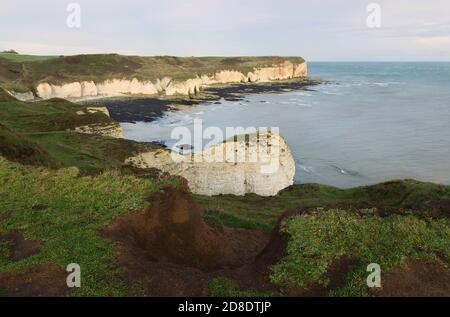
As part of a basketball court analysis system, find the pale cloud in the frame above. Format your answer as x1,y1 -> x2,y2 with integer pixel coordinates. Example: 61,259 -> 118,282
0,0 -> 449,60
416,36 -> 450,48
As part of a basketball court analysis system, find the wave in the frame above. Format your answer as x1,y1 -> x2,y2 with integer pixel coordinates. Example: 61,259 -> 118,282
297,163 -> 315,174
291,91 -> 313,97
330,164 -> 363,177
322,91 -> 344,95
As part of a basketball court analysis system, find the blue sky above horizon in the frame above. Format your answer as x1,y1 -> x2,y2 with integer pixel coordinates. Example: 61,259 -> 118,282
1,0 -> 450,61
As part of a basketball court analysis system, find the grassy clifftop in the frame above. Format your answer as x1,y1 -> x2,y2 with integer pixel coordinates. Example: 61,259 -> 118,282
0,89 -> 156,174
0,53 -> 306,92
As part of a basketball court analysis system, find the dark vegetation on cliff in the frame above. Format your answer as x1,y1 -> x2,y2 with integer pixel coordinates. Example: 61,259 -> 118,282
0,78 -> 449,297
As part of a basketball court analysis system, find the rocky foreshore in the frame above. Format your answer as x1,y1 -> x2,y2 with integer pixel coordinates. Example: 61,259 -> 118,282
99,77 -> 322,123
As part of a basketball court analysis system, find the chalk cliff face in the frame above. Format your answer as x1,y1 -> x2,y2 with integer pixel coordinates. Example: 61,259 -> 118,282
13,61 -> 307,101
125,132 -> 295,196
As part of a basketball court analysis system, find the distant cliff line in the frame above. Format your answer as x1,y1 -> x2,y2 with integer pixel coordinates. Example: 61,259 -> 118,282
13,62 -> 307,101
0,54 -> 307,101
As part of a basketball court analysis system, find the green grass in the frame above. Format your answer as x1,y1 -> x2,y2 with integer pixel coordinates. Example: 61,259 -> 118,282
0,97 -> 111,133
203,210 -> 273,232
0,92 -> 157,174
270,208 -> 450,296
195,180 -> 450,233
0,124 -> 60,169
0,53 -> 57,62
29,132 -> 148,174
194,184 -> 347,231
0,157 -> 172,296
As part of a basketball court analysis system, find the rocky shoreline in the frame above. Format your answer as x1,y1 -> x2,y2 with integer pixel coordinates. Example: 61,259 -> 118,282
98,78 -> 323,124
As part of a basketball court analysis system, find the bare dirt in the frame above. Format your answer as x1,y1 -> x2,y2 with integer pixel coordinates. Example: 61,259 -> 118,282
31,204 -> 49,212
0,264 -> 69,297
0,230 -> 42,261
376,259 -> 450,297
102,185 -> 272,296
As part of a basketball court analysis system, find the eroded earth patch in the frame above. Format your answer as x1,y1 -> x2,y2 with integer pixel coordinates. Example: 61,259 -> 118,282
103,185 -> 271,296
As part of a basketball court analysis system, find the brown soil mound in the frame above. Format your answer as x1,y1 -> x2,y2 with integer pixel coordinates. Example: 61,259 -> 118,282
0,230 -> 42,261
104,185 -> 258,270
0,265 -> 69,297
103,185 -> 270,296
377,259 -> 450,297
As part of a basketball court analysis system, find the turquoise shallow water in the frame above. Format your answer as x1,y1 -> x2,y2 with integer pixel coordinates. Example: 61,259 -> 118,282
122,62 -> 450,188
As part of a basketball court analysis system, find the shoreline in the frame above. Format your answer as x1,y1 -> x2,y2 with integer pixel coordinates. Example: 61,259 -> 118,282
96,78 -> 323,124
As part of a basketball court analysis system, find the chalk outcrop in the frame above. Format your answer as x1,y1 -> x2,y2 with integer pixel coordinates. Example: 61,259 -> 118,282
74,122 -> 124,138
125,132 -> 295,196
13,61 -> 307,101
6,90 -> 34,102
73,106 -> 124,138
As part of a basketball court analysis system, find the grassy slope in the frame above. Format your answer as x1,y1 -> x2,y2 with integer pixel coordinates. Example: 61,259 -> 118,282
195,180 -> 450,232
0,157 -> 173,296
1,153 -> 448,296
197,182 -> 450,296
0,92 -> 175,296
271,209 -> 449,296
0,53 -> 56,62
0,91 -> 155,174
0,53 -> 306,92
0,124 -> 61,169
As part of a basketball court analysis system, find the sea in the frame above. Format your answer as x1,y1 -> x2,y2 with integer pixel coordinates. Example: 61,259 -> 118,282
117,62 -> 450,188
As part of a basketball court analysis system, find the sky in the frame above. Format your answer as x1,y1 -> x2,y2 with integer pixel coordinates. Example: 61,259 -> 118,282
1,0 -> 450,61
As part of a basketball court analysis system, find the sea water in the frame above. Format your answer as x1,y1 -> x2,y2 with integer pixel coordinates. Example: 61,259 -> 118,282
120,62 -> 450,188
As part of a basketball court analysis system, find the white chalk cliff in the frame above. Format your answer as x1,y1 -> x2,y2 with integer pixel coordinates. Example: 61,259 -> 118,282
11,61 -> 307,101
125,132 -> 295,196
